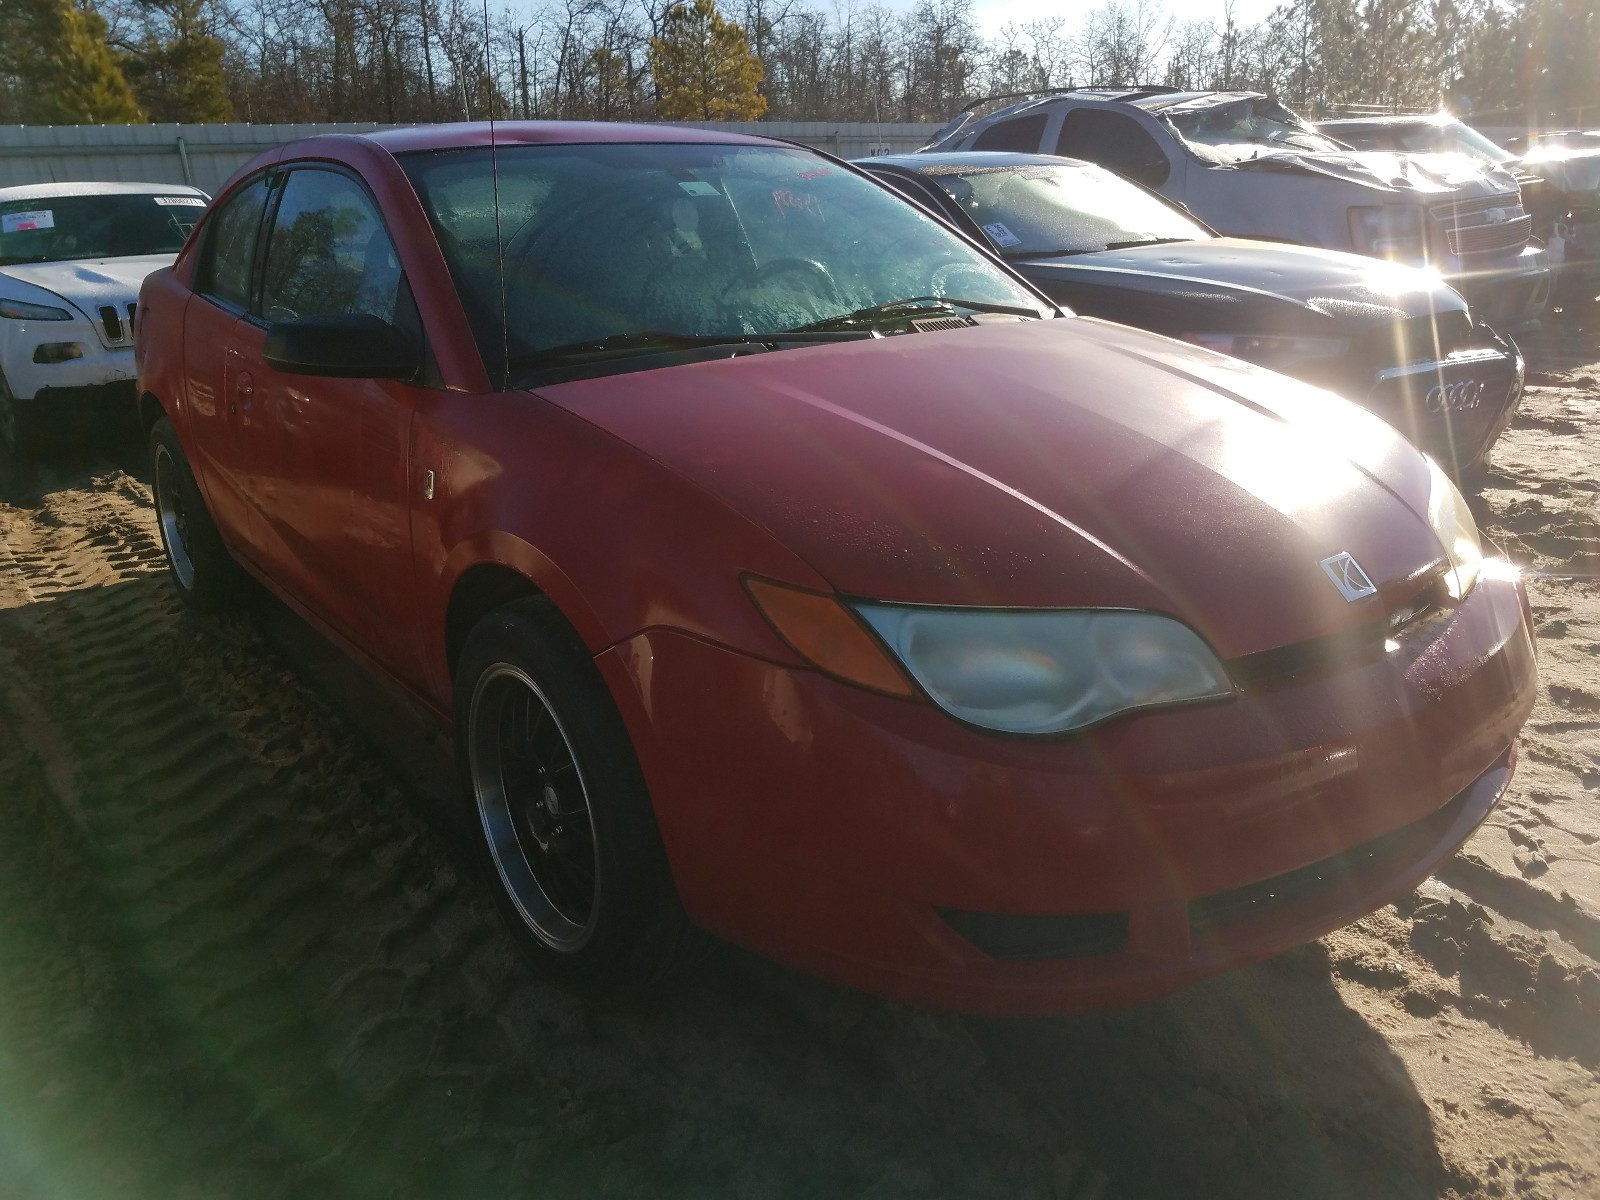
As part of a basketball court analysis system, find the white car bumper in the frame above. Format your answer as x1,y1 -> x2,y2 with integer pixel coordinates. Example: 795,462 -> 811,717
1,312 -> 138,423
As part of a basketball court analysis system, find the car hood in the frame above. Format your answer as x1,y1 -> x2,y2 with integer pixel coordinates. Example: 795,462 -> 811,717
1,254 -> 174,314
1518,150 -> 1600,197
1225,149 -> 1522,198
1015,238 -> 1464,325
535,318 -> 1446,660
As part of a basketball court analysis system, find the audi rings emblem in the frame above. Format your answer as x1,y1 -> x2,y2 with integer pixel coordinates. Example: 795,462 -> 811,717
1425,378 -> 1485,413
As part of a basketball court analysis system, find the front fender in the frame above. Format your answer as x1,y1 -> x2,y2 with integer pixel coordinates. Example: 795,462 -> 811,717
409,389 -> 832,706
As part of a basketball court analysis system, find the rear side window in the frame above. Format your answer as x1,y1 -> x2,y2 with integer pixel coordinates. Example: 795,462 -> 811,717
973,113 -> 1049,153
1054,110 -> 1171,187
259,169 -> 402,324
199,177 -> 270,310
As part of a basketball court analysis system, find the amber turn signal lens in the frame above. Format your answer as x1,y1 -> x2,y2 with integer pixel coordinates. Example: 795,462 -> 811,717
744,577 -> 916,698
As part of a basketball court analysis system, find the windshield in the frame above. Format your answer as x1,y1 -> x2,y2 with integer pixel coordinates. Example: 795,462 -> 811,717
1522,132 -> 1600,160
0,192 -> 205,266
1408,121 -> 1516,165
1332,119 -> 1515,165
1167,97 -> 1344,163
919,163 -> 1208,256
402,143 -> 1048,383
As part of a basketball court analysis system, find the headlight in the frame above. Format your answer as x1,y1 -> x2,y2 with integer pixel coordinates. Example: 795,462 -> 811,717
853,606 -> 1232,734
1181,332 -> 1349,368
0,297 -> 73,321
1349,206 -> 1426,262
1425,456 -> 1482,600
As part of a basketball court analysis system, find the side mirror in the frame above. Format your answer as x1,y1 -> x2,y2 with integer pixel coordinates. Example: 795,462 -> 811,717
263,314 -> 421,380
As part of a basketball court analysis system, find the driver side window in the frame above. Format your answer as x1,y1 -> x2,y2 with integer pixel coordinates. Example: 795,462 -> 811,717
259,170 -> 402,324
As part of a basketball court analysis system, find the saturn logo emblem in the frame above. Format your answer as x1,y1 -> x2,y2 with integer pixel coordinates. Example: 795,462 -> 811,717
1320,552 -> 1378,602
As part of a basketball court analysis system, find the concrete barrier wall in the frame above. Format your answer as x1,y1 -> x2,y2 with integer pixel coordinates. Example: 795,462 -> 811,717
0,121 -> 940,194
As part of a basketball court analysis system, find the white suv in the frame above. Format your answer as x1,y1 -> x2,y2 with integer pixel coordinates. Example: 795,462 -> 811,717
1,181 -> 208,455
924,88 -> 1550,331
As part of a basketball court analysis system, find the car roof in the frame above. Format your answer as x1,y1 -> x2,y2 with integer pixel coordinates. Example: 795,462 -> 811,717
948,87 -> 1263,127
0,181 -> 209,202
337,121 -> 784,156
862,152 -> 1097,172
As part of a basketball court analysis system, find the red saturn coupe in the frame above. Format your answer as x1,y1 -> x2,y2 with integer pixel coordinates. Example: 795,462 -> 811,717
135,123 -> 1537,1015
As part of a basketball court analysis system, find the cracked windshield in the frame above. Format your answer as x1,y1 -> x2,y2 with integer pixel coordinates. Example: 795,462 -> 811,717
1168,97 -> 1345,161
404,143 -> 1047,379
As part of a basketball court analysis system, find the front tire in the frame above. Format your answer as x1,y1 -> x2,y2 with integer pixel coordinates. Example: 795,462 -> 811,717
149,415 -> 245,611
0,367 -> 36,460
454,598 -> 694,996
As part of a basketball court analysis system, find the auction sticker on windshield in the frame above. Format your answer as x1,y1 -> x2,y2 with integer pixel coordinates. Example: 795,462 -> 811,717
154,196 -> 207,207
982,221 -> 1022,248
2,210 -> 54,233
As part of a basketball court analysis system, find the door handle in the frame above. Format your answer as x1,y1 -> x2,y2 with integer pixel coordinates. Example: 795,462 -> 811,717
232,370 -> 254,416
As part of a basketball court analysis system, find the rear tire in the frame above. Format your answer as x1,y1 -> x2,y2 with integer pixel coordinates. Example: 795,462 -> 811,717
149,415 -> 245,612
454,597 -> 695,997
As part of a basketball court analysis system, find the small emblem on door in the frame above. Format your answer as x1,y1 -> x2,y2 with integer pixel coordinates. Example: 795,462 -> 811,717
1320,552 -> 1377,601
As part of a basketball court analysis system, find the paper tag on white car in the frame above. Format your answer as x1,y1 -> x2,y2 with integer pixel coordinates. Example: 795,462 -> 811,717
154,197 -> 206,207
981,222 -> 1022,248
2,210 -> 54,233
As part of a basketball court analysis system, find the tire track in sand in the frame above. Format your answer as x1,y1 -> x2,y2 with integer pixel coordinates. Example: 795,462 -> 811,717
0,467 -> 1116,1200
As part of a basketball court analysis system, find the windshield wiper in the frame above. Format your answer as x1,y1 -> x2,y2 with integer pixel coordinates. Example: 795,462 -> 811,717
792,295 -> 1045,332
0,254 -> 59,267
510,328 -> 871,371
1100,237 -> 1197,251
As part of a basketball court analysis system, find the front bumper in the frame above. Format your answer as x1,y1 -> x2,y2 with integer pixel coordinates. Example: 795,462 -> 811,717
1,317 -> 139,435
598,569 -> 1536,1014
1444,243 -> 1551,330
1358,325 -> 1524,475
1550,214 -> 1600,291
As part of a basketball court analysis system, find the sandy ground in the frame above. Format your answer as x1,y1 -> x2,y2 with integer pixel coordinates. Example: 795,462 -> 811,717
0,307 -> 1597,1199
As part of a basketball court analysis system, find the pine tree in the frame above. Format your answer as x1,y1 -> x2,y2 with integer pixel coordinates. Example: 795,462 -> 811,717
121,0 -> 233,122
0,0 -> 144,123
649,0 -> 767,121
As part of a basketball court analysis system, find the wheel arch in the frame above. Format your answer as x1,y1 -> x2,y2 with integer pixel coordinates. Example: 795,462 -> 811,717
138,389 -> 168,437
444,562 -> 547,681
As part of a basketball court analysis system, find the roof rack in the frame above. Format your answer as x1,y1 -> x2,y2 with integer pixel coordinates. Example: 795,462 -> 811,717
954,84 -> 1183,116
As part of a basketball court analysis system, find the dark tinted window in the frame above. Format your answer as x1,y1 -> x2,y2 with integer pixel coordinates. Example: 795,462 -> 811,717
199,178 -> 269,309
973,113 -> 1049,153
1054,110 -> 1171,187
259,169 -> 402,324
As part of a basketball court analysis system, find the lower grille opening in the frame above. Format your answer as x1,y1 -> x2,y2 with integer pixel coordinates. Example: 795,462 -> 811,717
1189,779 -> 1478,933
938,908 -> 1129,960
1227,573 -> 1450,687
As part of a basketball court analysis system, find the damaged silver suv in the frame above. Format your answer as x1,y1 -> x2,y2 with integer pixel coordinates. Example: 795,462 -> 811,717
924,88 -> 1550,331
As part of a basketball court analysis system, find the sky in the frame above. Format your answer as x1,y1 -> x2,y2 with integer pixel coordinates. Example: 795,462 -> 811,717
968,0 -> 1283,40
